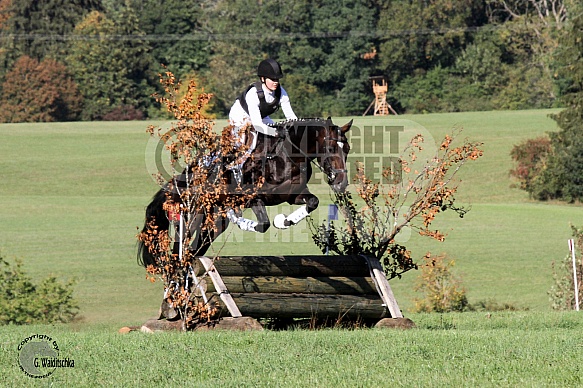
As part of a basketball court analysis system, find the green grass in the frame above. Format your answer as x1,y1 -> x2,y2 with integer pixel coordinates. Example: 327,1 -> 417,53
1,312 -> 582,387
2,111 -> 583,385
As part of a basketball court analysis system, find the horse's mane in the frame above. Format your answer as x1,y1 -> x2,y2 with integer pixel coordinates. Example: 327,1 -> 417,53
268,117 -> 333,130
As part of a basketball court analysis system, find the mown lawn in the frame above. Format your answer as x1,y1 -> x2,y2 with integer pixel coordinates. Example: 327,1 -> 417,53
1,312 -> 582,387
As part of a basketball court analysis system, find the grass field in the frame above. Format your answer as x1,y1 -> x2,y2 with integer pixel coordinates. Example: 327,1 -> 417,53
1,312 -> 582,386
1,110 -> 583,385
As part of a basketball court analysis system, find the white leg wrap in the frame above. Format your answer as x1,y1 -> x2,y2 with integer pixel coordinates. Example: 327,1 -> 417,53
227,209 -> 258,232
287,205 -> 309,224
226,209 -> 239,223
274,214 -> 289,229
238,218 -> 258,232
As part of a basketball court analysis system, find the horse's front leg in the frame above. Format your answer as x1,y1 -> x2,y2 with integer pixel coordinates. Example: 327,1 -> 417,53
273,190 -> 319,229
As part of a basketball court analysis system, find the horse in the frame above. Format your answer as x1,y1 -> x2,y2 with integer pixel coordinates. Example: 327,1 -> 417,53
138,117 -> 352,268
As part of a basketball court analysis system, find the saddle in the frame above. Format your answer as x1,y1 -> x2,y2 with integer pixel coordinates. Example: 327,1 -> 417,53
226,124 -> 288,185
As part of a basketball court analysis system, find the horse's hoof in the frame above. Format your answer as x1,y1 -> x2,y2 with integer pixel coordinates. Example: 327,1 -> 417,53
274,214 -> 290,229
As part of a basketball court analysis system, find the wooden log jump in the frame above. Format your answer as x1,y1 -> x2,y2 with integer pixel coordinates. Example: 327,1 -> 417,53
194,255 -> 403,323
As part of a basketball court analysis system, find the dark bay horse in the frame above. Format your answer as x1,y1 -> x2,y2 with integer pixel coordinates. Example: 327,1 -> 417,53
138,118 -> 352,267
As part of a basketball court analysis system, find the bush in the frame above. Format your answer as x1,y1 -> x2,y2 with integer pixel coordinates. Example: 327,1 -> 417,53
548,225 -> 583,310
509,136 -> 551,195
101,105 -> 145,121
310,129 -> 482,280
0,254 -> 78,324
413,254 -> 470,313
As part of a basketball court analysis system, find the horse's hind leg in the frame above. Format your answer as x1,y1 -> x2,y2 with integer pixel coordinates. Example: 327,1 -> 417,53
226,199 -> 270,233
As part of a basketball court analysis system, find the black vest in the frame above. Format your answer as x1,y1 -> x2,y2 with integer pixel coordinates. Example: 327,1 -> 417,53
238,81 -> 281,118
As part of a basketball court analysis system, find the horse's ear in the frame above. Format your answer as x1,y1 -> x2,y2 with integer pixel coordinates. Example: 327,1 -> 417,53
341,119 -> 353,133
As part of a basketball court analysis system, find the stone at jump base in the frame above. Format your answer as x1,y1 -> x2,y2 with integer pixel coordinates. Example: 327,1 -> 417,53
374,317 -> 416,329
140,316 -> 263,333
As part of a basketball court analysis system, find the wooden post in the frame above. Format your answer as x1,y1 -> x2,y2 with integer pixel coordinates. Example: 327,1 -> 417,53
363,256 -> 403,318
198,256 -> 242,317
569,239 -> 580,311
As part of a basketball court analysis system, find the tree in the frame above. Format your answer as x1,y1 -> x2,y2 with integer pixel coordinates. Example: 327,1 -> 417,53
66,2 -> 158,120
1,0 -> 104,62
377,0 -> 485,84
138,71 -> 254,328
0,0 -> 11,30
0,55 -> 82,122
485,0 -> 570,105
205,0 -> 378,117
533,7 -> 583,201
136,0 -> 210,81
288,0 -> 378,116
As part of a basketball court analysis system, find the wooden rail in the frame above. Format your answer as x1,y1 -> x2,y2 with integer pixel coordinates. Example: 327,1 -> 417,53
195,255 -> 403,322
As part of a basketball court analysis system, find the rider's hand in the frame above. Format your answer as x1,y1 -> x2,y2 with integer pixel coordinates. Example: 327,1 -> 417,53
276,127 -> 287,138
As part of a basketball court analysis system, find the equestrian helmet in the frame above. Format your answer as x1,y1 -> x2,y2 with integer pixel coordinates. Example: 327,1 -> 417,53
257,58 -> 284,80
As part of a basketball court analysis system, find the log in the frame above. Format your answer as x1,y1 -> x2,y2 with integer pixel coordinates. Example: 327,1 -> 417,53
211,293 -> 389,320
194,255 -> 370,277
207,276 -> 377,295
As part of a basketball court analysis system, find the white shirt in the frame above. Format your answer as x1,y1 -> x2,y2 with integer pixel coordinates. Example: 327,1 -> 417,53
229,83 -> 297,137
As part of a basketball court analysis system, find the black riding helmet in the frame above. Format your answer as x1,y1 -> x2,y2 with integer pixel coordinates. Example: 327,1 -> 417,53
257,58 -> 284,80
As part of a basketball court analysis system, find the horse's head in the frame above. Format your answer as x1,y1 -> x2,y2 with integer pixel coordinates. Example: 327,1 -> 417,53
317,118 -> 352,193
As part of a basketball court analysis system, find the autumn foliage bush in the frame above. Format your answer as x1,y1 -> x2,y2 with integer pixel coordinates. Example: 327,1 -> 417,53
138,70 -> 253,328
310,128 -> 483,281
0,56 -> 82,123
509,136 -> 551,196
413,254 -> 469,313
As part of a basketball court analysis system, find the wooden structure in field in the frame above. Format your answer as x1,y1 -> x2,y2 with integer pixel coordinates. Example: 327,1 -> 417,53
195,255 -> 403,323
141,255 -> 414,332
363,76 -> 398,116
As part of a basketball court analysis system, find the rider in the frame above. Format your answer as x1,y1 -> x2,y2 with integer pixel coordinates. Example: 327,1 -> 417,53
228,58 -> 297,182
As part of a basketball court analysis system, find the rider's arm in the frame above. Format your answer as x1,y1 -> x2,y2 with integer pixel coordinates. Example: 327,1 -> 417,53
245,89 -> 277,136
280,87 -> 298,121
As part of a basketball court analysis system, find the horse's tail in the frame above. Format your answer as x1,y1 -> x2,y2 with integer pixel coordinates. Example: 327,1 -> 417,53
137,188 -> 169,268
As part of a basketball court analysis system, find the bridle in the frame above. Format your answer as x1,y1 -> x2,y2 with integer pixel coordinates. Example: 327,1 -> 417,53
282,123 -> 348,184
318,127 -> 349,183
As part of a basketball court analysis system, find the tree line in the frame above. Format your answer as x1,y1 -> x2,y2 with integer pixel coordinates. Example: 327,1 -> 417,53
0,0 -> 579,122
